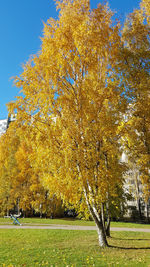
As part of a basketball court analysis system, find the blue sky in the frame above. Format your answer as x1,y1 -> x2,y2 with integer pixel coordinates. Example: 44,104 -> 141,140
0,0 -> 140,119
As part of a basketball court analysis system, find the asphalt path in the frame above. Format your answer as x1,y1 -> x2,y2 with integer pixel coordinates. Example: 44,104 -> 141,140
0,224 -> 150,232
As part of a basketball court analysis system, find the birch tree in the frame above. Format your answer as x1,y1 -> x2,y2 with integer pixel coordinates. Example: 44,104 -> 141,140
9,0 -> 127,247
121,0 -> 150,214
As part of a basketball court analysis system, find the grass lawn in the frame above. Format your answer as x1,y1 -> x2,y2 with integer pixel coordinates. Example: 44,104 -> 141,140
0,229 -> 150,266
0,217 -> 150,229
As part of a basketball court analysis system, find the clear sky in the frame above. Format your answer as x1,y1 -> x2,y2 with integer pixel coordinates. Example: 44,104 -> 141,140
0,0 -> 140,119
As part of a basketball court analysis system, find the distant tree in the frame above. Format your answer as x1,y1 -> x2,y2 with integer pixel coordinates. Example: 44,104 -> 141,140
0,131 -> 18,215
120,0 -> 150,216
0,124 -> 64,217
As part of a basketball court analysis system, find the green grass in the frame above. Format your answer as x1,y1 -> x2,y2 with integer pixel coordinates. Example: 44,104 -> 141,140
0,229 -> 150,266
111,221 -> 150,229
0,217 -> 150,229
0,217 -> 95,226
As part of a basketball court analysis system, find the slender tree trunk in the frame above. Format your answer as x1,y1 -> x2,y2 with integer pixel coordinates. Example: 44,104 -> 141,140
17,198 -> 20,216
96,218 -> 108,247
40,204 -> 42,218
104,154 -> 111,237
134,170 -> 142,221
101,203 -> 105,229
146,203 -> 149,222
6,196 -> 9,216
7,209 -> 9,217
84,188 -> 108,247
105,216 -> 111,237
138,198 -> 142,221
100,202 -> 110,237
105,201 -> 111,237
91,209 -> 108,247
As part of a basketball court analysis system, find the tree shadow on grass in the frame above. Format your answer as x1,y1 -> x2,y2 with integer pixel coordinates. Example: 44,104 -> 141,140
108,236 -> 150,249
108,245 -> 150,250
111,237 -> 150,241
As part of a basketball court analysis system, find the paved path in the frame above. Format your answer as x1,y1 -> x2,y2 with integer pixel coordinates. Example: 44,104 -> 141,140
0,224 -> 150,232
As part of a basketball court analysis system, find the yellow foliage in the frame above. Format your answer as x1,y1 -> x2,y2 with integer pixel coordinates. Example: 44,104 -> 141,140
6,0 -> 127,226
121,0 -> 150,202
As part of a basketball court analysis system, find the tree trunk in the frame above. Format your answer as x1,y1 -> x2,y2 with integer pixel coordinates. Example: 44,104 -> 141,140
96,218 -> 108,247
17,198 -> 20,216
105,216 -> 111,237
84,193 -> 108,247
101,203 -> 105,229
134,169 -> 142,221
104,154 -> 111,237
137,198 -> 142,221
145,203 -> 149,222
7,209 -> 9,217
83,184 -> 108,247
100,202 -> 111,237
105,201 -> 111,237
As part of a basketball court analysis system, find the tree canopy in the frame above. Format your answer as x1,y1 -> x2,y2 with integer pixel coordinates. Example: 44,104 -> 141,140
0,0 -> 149,247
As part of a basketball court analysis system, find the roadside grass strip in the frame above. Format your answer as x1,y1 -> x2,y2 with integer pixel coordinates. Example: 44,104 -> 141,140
0,229 -> 150,266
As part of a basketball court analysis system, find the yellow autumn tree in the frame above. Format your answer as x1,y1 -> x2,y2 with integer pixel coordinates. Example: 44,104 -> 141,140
9,0 -> 127,247
14,124 -> 64,218
0,123 -> 64,217
120,0 -> 150,215
0,131 -> 18,215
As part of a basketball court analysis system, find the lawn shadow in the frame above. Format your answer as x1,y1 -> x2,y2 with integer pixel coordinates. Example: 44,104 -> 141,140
108,236 -> 150,249
111,237 -> 150,241
108,245 -> 150,250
